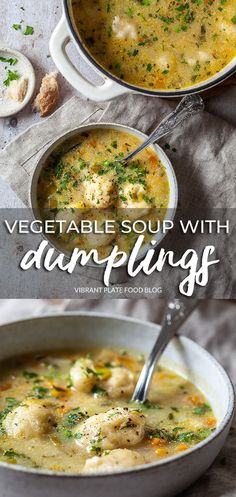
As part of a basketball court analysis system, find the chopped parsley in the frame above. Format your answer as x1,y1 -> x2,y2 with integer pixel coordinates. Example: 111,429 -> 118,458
3,70 -> 20,87
92,385 -> 107,397
146,63 -> 153,72
23,371 -> 39,380
149,426 -> 214,443
32,386 -> 49,399
193,404 -> 211,415
12,24 -> 22,30
0,398 -> 21,436
23,25 -> 34,35
63,407 -> 87,429
0,56 -> 17,66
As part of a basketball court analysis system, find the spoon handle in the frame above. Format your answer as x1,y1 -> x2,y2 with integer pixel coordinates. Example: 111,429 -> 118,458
131,298 -> 199,403
123,95 -> 204,163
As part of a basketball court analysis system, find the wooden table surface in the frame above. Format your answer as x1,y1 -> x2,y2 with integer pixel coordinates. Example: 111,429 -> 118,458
0,0 -> 236,150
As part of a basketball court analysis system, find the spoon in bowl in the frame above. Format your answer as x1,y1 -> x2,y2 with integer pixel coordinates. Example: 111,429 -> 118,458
131,298 -> 199,403
117,95 -> 204,165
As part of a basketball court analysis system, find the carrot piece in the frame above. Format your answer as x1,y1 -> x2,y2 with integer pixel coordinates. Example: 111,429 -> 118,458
151,438 -> 168,447
188,395 -> 201,405
176,443 -> 188,452
88,139 -> 97,147
119,356 -> 138,371
155,447 -> 169,456
205,417 -> 216,427
0,383 -> 12,391
56,406 -> 70,415
148,154 -> 158,166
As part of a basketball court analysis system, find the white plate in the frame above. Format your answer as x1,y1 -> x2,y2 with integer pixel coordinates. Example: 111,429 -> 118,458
0,47 -> 35,118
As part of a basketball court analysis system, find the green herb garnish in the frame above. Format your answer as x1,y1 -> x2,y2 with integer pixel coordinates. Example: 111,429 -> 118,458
12,24 -> 21,30
63,407 -> 87,429
23,371 -> 39,380
0,56 -> 17,66
23,26 -> 34,35
32,386 -> 49,399
3,70 -> 20,87
193,404 -> 211,415
92,385 -> 107,397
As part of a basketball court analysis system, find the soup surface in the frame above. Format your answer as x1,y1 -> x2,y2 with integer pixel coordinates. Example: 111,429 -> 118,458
71,0 -> 236,90
0,347 -> 216,473
37,128 -> 170,256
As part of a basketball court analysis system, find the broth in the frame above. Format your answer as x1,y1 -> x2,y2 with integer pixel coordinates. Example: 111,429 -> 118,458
71,0 -> 236,90
37,128 -> 170,257
0,347 -> 216,474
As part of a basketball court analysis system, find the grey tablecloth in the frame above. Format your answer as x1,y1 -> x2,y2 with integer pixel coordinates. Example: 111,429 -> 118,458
0,94 -> 236,208
0,299 -> 235,496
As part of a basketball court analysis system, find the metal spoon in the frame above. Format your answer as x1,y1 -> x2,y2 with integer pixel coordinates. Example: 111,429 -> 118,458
131,298 -> 199,403
117,95 -> 204,164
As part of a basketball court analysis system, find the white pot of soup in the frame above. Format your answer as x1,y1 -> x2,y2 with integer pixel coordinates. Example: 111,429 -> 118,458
30,123 -> 178,264
0,312 -> 234,497
49,0 -> 236,101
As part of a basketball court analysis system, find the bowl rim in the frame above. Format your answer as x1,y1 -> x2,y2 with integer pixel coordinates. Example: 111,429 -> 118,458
63,0 -> 236,97
0,311 -> 234,479
30,121 -> 178,264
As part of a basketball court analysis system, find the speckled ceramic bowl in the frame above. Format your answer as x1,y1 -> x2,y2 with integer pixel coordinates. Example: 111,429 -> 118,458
0,312 -> 234,497
30,122 -> 178,265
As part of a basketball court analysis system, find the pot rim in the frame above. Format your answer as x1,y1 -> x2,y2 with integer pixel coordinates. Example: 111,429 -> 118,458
63,0 -> 236,97
30,121 -> 178,265
0,311 -> 234,479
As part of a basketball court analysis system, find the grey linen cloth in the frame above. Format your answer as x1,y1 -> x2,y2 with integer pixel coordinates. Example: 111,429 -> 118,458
0,94 -> 235,208
0,95 -> 235,297
0,298 -> 235,495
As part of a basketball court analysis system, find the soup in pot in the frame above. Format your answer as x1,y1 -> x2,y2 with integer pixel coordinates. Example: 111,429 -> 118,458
0,347 -> 216,473
71,0 -> 236,90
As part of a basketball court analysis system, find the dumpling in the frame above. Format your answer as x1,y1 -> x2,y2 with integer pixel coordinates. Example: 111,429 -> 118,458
55,208 -> 83,234
102,367 -> 135,398
83,448 -> 146,473
75,407 -> 145,453
112,16 -> 138,40
219,21 -> 236,37
83,173 -> 115,208
70,358 -> 97,393
118,183 -> 151,220
157,54 -> 176,71
81,224 -> 115,249
3,399 -> 57,439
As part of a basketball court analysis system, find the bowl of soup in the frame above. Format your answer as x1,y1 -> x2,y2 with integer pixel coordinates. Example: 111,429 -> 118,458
0,312 -> 234,497
49,0 -> 236,101
31,123 -> 177,262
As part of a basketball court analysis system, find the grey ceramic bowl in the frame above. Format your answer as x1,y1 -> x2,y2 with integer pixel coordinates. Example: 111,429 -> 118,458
30,122 -> 178,265
0,312 -> 234,497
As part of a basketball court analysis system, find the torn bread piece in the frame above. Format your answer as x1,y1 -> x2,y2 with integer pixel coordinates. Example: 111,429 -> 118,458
6,77 -> 28,102
33,72 -> 59,117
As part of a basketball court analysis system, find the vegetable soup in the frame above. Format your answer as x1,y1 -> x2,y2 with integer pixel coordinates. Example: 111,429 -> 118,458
0,347 -> 216,474
71,0 -> 236,90
37,127 -> 170,256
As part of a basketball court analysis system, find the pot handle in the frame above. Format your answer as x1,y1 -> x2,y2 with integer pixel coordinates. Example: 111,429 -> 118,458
49,17 -> 129,102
